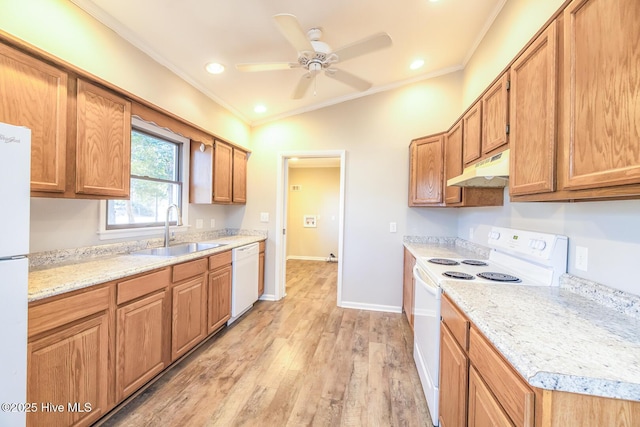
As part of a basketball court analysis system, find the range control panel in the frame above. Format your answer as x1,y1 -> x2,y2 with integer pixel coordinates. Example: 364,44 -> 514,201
488,226 -> 567,261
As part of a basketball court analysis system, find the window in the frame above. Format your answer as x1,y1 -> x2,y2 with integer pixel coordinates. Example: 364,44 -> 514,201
106,122 -> 185,230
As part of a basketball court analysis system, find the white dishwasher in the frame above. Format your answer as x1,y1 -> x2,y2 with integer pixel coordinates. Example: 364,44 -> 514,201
229,243 -> 259,324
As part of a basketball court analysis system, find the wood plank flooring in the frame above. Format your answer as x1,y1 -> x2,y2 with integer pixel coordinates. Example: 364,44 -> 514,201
100,260 -> 432,426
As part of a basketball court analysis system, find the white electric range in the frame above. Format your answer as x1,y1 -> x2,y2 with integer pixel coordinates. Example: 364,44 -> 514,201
412,227 -> 568,426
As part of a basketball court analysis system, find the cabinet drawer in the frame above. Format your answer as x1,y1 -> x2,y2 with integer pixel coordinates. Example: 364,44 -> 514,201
117,268 -> 170,305
469,327 -> 534,427
442,294 -> 469,350
209,250 -> 232,270
29,285 -> 110,337
172,257 -> 208,283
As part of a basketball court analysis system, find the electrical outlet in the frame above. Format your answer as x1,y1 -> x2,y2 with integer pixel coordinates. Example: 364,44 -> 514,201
390,222 -> 397,233
469,227 -> 474,239
195,219 -> 203,229
576,246 -> 588,271
210,218 -> 216,228
260,212 -> 269,222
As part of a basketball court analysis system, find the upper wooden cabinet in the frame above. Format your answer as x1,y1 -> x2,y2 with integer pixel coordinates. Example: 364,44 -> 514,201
0,43 -> 67,193
444,121 -> 464,205
232,148 -> 247,204
560,0 -> 640,191
509,21 -> 558,197
75,79 -> 131,198
482,72 -> 510,155
463,102 -> 482,165
511,0 -> 640,202
409,134 -> 444,206
190,140 -> 249,204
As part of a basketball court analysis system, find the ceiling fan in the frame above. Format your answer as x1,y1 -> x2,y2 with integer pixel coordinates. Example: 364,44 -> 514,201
236,14 -> 392,99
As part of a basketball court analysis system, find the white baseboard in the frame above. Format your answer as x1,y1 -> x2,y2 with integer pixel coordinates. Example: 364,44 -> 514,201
258,293 -> 277,301
338,301 -> 402,313
286,255 -> 337,262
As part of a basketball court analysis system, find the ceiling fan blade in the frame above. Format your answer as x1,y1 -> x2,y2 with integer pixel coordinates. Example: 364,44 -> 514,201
236,62 -> 299,72
274,14 -> 314,53
332,33 -> 392,63
325,69 -> 372,92
292,73 -> 314,99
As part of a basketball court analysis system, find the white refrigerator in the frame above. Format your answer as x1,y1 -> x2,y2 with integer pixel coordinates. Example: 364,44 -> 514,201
0,122 -> 30,427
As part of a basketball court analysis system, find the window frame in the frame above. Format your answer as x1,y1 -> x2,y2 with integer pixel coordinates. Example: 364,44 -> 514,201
98,116 -> 190,240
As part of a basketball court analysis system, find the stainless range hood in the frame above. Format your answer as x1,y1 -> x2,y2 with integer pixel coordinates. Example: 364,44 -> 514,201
447,149 -> 509,188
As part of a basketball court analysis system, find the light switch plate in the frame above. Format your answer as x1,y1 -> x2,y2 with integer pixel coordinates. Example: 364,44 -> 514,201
195,219 -> 203,229
260,212 -> 269,222
210,218 -> 215,228
576,246 -> 588,271
390,222 -> 397,233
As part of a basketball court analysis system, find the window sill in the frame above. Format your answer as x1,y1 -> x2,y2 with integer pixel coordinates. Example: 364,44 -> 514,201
97,225 -> 191,241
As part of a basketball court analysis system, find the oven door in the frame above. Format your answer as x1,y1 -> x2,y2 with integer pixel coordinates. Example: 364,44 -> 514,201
413,265 -> 441,426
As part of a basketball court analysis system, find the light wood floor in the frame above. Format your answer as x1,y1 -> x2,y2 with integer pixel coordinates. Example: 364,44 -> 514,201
101,260 -> 432,426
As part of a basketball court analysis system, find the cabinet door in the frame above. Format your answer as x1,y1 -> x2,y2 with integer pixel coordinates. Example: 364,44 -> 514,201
409,134 -> 444,206
213,140 -> 233,203
402,248 -> 416,328
561,0 -> 640,190
28,313 -> 109,427
76,79 -> 131,197
463,102 -> 482,165
116,291 -> 167,401
468,366 -> 514,427
208,265 -> 232,333
510,21 -> 558,196
445,120 -> 464,204
258,250 -> 265,296
232,148 -> 247,204
482,73 -> 510,154
439,325 -> 469,427
172,276 -> 207,360
0,44 -> 67,193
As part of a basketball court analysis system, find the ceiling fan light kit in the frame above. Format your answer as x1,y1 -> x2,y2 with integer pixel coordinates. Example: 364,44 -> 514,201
235,13 -> 392,99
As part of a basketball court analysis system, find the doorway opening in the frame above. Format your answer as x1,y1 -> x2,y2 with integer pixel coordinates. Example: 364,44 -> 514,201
274,150 -> 345,305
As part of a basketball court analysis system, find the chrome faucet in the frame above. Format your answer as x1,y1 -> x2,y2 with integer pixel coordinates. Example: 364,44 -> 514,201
164,204 -> 183,247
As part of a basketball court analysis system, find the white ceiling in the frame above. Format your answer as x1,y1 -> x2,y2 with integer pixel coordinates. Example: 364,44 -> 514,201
71,0 -> 505,125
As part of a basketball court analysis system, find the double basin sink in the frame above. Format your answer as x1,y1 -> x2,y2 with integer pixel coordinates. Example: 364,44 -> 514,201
131,242 -> 226,257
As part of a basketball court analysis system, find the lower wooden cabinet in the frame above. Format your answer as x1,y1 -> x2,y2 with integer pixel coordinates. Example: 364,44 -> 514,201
439,325 -> 469,427
208,264 -> 232,333
402,248 -> 416,328
171,276 -> 207,360
27,286 -> 111,427
258,241 -> 265,296
468,365 -> 514,427
116,291 -> 167,401
115,268 -> 170,402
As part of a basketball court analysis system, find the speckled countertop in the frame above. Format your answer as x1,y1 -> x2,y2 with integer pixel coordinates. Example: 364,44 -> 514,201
404,238 -> 640,402
29,234 -> 265,302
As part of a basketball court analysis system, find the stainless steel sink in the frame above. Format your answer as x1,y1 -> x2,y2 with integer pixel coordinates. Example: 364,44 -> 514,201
131,242 -> 226,257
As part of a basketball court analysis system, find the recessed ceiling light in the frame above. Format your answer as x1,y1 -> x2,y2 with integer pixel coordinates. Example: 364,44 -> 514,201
205,62 -> 225,74
410,59 -> 425,70
254,104 -> 267,113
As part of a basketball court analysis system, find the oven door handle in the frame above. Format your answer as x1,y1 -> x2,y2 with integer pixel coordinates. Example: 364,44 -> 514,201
413,265 -> 441,298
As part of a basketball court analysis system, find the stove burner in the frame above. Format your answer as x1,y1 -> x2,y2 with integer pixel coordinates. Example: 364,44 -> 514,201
461,259 -> 488,266
477,272 -> 522,283
442,271 -> 475,280
428,258 -> 459,266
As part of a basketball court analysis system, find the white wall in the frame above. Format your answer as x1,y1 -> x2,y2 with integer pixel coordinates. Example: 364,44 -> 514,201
287,167 -> 340,260
246,73 -> 463,309
459,0 -> 640,296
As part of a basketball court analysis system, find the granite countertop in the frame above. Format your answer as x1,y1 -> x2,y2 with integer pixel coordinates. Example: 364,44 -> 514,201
29,235 -> 265,302
404,238 -> 640,402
